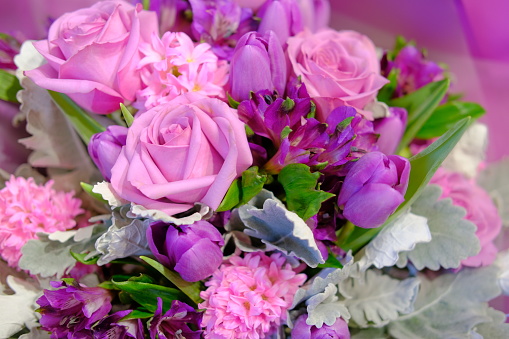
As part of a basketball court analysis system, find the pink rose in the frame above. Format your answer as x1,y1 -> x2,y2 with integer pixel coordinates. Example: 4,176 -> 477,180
110,94 -> 253,216
287,29 -> 388,121
431,168 -> 502,267
25,1 -> 158,114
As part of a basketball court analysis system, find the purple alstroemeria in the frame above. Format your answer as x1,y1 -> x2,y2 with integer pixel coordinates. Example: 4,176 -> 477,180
147,220 -> 225,282
228,31 -> 287,101
373,107 -> 408,155
37,280 -> 112,339
0,34 -> 20,70
189,0 -> 256,60
146,0 -> 191,33
292,314 -> 350,338
88,125 -> 128,182
92,310 -> 144,339
149,298 -> 203,339
257,0 -> 303,45
384,45 -> 444,97
337,151 -> 410,228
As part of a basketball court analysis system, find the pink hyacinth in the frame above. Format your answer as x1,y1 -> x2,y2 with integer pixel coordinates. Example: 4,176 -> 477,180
0,176 -> 83,268
136,32 -> 229,110
199,252 -> 307,339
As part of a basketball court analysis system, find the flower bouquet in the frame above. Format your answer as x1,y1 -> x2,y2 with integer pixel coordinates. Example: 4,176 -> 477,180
1,1 -> 508,338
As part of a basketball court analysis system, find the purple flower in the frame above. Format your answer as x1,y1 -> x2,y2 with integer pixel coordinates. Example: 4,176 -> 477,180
92,310 -> 144,339
0,34 -> 20,70
149,298 -> 203,339
147,220 -> 225,282
384,45 -> 444,97
189,0 -> 256,60
337,151 -> 410,228
257,0 -> 303,45
88,125 -> 128,182
292,314 -> 350,339
228,31 -> 287,101
373,107 -> 408,155
145,0 -> 191,33
36,279 -> 112,339
297,0 -> 330,33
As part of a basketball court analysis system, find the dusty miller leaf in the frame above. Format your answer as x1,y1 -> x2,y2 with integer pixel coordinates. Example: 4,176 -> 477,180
478,157 -> 509,227
18,224 -> 107,278
306,283 -> 350,328
239,198 -> 324,267
388,266 -> 502,339
396,185 -> 480,270
350,327 -> 390,339
358,212 -> 430,271
339,269 -> 420,328
472,307 -> 509,338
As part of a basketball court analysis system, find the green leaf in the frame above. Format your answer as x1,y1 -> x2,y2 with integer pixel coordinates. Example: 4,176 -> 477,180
80,182 -> 108,205
278,164 -> 334,221
416,101 -> 485,139
142,0 -> 150,10
390,79 -> 449,153
120,309 -> 154,320
317,252 -> 344,269
111,276 -> 185,312
216,166 -> 267,212
48,90 -> 106,144
227,92 -> 240,109
140,256 -> 203,305
70,251 -> 99,265
0,69 -> 22,103
120,103 -> 134,127
340,117 -> 471,253
377,68 -> 399,104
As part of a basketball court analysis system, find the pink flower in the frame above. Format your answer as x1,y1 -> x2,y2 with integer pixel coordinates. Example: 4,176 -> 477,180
431,168 -> 502,267
136,32 -> 229,111
25,1 -> 158,114
287,29 -> 388,121
0,176 -> 83,268
199,252 -> 307,339
110,94 -> 253,216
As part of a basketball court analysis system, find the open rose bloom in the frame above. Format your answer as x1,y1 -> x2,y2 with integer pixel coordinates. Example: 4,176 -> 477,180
1,0 -> 507,338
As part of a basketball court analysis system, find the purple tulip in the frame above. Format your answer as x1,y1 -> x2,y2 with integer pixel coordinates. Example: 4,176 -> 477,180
88,125 -> 127,182
337,151 -> 410,228
147,220 -> 225,282
292,314 -> 350,338
228,31 -> 287,101
149,298 -> 203,339
297,0 -> 331,33
373,107 -> 408,154
257,0 -> 303,45
92,310 -> 144,339
36,280 -> 112,338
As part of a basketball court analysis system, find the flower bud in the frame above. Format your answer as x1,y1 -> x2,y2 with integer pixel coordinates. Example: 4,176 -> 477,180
257,0 -> 303,45
373,107 -> 408,154
88,125 -> 127,182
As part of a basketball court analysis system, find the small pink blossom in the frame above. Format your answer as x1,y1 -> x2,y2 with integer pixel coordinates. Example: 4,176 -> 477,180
199,252 -> 307,339
0,176 -> 83,268
136,32 -> 229,110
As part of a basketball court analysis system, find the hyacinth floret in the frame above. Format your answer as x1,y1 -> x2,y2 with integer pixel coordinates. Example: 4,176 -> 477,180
0,176 -> 83,268
199,251 -> 306,339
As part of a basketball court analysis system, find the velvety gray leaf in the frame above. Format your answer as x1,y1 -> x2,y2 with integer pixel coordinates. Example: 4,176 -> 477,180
340,270 -> 420,328
306,283 -> 350,328
472,307 -> 509,338
350,327 -> 390,339
239,199 -> 324,267
397,185 -> 480,270
478,157 -> 509,227
388,266 -> 502,339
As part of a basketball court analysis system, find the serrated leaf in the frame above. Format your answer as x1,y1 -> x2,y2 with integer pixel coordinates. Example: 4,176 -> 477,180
396,185 -> 480,270
358,212 -> 430,270
306,283 -> 350,328
239,199 -> 324,267
278,164 -> 334,221
111,278 -> 185,313
340,270 -> 420,328
388,266 -> 502,339
390,79 -> 449,153
417,102 -> 485,139
472,308 -> 509,338
341,118 -> 470,253
0,69 -> 22,103
140,256 -> 203,305
81,182 -> 109,205
478,158 -> 509,226
217,166 -> 267,212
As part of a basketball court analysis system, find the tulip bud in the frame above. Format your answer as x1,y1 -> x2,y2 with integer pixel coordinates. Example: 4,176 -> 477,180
147,220 -> 225,282
297,0 -> 330,32
338,152 -> 410,228
88,125 -> 127,181
373,107 -> 408,154
228,31 -> 287,101
257,0 -> 303,45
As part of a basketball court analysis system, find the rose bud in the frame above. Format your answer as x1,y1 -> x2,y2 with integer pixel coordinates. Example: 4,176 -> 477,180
147,220 -> 225,282
338,151 -> 410,228
373,107 -> 408,155
88,125 -> 128,182
228,31 -> 287,101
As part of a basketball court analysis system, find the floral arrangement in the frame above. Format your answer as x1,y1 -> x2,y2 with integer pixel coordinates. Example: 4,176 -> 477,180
0,1 -> 508,338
